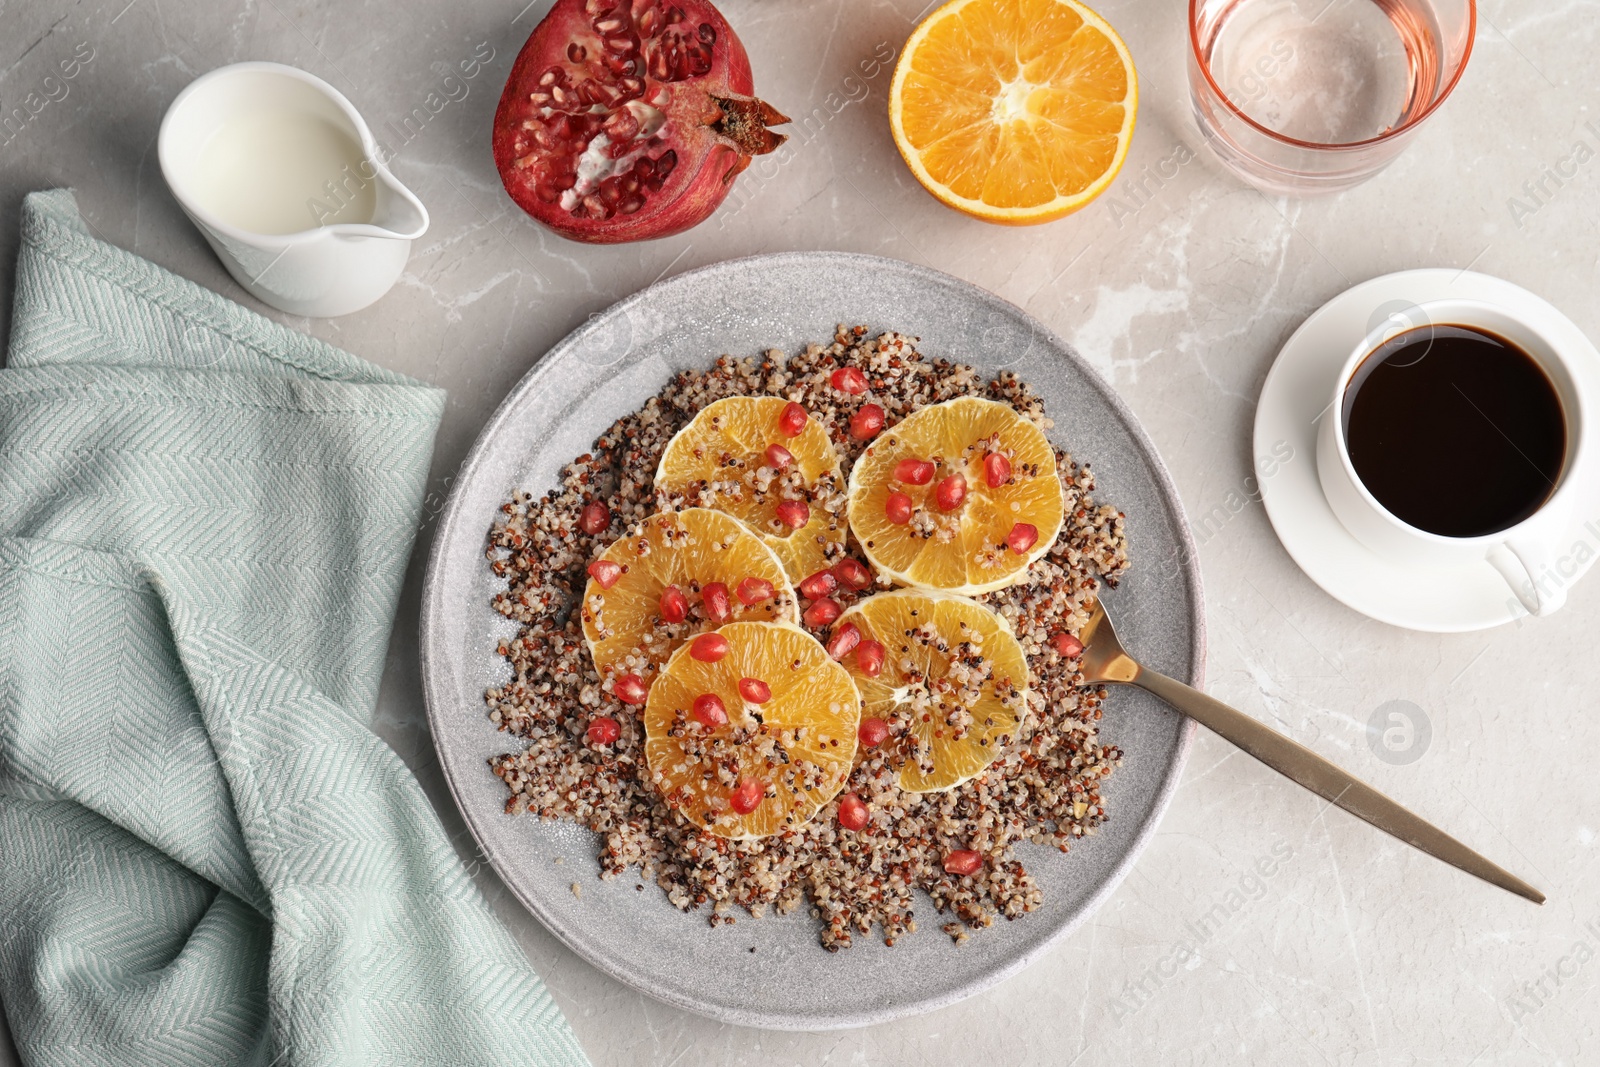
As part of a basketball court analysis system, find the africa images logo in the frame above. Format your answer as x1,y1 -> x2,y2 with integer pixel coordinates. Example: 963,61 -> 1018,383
1365,700 -> 1431,766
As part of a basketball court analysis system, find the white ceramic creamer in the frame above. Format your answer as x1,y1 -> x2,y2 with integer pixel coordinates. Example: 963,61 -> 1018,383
159,62 -> 428,317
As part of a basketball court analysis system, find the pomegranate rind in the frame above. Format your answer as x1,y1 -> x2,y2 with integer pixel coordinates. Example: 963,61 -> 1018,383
492,0 -> 785,243
644,621 -> 861,839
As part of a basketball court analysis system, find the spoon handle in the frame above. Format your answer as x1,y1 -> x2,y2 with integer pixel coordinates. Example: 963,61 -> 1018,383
1132,668 -> 1545,905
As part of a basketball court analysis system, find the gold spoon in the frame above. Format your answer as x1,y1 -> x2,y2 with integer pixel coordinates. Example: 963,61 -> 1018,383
1077,597 -> 1545,904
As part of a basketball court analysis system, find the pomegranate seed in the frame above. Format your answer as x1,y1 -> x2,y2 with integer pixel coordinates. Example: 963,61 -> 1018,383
826,622 -> 861,660
691,693 -> 727,728
579,500 -> 610,534
702,581 -> 731,622
885,491 -> 913,525
730,778 -> 764,815
849,403 -> 885,440
736,576 -> 775,605
613,674 -> 647,704
778,402 -> 808,437
984,452 -> 1013,488
894,457 -> 935,485
586,716 -> 620,745
803,597 -> 842,628
943,849 -> 983,876
858,717 -> 889,747
856,639 -> 885,677
587,559 -> 622,588
799,568 -> 838,599
830,366 -> 867,394
765,443 -> 795,470
1052,632 -> 1084,658
689,633 -> 729,662
935,474 -> 967,511
659,585 -> 688,623
1006,522 -> 1038,554
775,499 -> 810,529
832,559 -> 873,590
837,793 -> 869,831
738,677 -> 771,703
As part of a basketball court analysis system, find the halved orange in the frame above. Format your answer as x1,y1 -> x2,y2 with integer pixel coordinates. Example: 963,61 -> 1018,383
847,396 -> 1063,594
889,0 -> 1138,224
834,590 -> 1028,792
581,508 -> 796,684
655,396 -> 846,583
644,621 -> 861,839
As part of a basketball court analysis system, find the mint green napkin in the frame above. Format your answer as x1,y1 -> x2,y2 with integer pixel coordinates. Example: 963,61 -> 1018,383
0,190 -> 589,1067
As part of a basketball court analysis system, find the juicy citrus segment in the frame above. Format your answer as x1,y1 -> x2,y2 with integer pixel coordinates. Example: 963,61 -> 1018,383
835,590 -> 1028,793
847,396 -> 1064,595
581,508 -> 796,682
889,0 -> 1138,224
655,396 -> 847,582
644,621 -> 861,839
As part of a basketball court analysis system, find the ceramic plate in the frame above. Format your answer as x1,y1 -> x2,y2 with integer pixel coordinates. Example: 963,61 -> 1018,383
1254,268 -> 1600,632
419,251 -> 1202,1030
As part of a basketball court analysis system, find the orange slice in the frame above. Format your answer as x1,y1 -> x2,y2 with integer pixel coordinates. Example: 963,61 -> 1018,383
644,621 -> 861,839
655,396 -> 846,583
889,0 -> 1138,224
833,590 -> 1028,793
581,508 -> 797,685
846,396 -> 1063,594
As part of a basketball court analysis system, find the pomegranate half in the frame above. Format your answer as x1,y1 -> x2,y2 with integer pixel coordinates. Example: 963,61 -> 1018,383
492,0 -> 788,243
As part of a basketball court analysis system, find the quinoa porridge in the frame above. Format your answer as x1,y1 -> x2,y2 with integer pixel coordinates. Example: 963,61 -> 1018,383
484,326 -> 1128,950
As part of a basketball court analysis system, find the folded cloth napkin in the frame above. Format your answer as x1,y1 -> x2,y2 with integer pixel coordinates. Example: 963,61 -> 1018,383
0,190 -> 589,1067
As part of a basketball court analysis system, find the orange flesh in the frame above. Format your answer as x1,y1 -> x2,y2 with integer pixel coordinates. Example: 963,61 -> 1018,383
848,397 -> 1064,594
644,621 -> 861,839
891,0 -> 1136,221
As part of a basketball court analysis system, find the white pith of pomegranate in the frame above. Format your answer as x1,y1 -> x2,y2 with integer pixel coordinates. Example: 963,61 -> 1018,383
493,0 -> 788,243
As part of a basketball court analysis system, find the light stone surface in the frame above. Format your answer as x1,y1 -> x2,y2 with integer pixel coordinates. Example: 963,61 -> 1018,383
2,0 -> 1598,1063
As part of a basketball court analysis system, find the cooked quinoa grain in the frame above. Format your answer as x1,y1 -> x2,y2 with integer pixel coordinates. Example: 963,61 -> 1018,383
484,326 -> 1128,950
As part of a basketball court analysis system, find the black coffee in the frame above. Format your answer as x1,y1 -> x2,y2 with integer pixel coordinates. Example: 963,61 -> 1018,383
1342,324 -> 1566,538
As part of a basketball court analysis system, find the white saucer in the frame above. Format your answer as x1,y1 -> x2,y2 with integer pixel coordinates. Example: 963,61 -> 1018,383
1254,269 -> 1600,632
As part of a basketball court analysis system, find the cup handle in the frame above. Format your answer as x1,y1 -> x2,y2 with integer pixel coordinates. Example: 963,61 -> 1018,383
1487,535 -> 1566,617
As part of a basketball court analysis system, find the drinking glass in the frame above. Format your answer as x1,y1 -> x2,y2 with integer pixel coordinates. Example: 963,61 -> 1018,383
1188,0 -> 1475,194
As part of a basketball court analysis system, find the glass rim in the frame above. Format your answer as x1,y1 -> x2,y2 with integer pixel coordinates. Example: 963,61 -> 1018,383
1187,0 -> 1477,152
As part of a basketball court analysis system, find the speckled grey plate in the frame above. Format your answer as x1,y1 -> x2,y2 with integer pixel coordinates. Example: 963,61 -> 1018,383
419,251 -> 1203,1031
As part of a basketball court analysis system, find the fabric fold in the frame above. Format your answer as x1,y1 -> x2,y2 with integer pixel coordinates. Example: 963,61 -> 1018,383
0,190 -> 589,1067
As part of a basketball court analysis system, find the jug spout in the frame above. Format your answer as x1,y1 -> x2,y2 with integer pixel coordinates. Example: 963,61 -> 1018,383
368,164 -> 429,240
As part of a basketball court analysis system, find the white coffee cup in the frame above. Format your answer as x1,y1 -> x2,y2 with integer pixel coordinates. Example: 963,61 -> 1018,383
1317,297 -> 1591,617
159,62 -> 428,317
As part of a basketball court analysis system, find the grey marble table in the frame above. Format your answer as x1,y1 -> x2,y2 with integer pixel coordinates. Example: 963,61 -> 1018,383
2,0 -> 1596,1063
